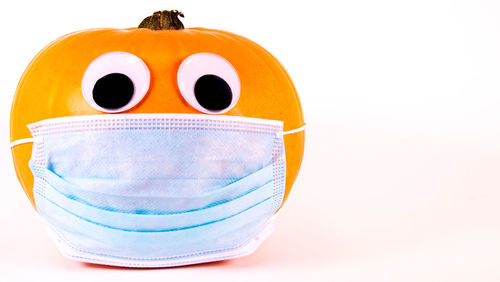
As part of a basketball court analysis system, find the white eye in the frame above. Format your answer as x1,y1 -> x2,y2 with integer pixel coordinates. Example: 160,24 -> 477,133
177,53 -> 240,114
82,51 -> 150,113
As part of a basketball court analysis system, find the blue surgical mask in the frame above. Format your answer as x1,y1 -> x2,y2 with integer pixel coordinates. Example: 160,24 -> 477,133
11,113 -> 305,268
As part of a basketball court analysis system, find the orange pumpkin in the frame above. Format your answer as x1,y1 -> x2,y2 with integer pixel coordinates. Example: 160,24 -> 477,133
10,10 -> 304,211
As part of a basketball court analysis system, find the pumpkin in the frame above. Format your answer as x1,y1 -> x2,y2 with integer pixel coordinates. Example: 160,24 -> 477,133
10,10 -> 304,210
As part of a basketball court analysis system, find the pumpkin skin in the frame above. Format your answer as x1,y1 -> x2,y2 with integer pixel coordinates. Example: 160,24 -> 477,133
10,26 -> 304,209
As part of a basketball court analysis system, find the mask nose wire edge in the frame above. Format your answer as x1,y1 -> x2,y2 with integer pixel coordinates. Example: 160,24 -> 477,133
10,123 -> 307,147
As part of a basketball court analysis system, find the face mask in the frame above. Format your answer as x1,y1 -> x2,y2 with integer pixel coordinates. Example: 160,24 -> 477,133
10,113 -> 305,268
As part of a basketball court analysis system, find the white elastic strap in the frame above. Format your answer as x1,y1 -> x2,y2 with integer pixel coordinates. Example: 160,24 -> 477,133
10,137 -> 38,148
278,124 -> 306,137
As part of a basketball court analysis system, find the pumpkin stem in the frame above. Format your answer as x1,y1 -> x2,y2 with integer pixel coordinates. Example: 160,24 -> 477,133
138,10 -> 184,30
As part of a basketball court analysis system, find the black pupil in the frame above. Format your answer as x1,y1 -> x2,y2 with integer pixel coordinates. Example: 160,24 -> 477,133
194,75 -> 232,111
92,73 -> 134,109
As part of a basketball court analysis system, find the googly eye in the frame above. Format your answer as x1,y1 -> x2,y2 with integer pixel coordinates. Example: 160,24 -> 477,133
82,51 -> 150,113
177,53 -> 240,114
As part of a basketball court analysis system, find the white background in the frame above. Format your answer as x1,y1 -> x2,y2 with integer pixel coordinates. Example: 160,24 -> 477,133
2,0 -> 500,281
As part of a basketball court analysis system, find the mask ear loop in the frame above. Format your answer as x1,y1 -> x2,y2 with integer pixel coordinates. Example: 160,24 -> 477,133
277,124 -> 306,137
10,137 -> 41,148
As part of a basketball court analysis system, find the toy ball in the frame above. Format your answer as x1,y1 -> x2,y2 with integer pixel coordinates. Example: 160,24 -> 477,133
10,10 -> 305,267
